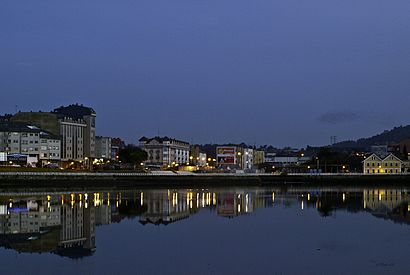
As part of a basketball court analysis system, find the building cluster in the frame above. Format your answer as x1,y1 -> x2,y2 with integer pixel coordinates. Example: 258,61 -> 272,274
1,103 -> 410,174
0,104 -> 125,168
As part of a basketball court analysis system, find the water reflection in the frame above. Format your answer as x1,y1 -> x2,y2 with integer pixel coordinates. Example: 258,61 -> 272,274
0,187 -> 408,258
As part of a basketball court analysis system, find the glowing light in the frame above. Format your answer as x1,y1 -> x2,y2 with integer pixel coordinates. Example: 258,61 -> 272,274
140,192 -> 144,206
272,192 -> 275,203
307,193 -> 310,201
342,193 -> 346,202
301,201 -> 304,210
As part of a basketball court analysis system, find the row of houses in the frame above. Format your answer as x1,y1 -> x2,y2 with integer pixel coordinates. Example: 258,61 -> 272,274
138,137 -> 311,171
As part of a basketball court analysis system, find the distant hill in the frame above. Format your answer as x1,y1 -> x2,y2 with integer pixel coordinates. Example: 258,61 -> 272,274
333,125 -> 410,149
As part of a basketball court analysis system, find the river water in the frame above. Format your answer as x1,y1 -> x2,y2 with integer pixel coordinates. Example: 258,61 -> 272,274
0,186 -> 409,274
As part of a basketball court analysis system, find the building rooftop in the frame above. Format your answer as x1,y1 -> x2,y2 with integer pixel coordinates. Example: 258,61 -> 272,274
0,122 -> 60,140
139,136 -> 189,145
0,122 -> 42,133
53,104 -> 96,120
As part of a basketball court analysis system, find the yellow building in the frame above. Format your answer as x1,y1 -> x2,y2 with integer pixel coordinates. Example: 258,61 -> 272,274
363,153 -> 402,174
253,150 -> 265,166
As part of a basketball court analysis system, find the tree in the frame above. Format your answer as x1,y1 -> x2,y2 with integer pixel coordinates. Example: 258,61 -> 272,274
118,145 -> 147,169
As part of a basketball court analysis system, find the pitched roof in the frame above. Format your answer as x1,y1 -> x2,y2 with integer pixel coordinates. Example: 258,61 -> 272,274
0,122 -> 42,133
0,122 -> 60,140
139,136 -> 189,145
363,153 -> 404,162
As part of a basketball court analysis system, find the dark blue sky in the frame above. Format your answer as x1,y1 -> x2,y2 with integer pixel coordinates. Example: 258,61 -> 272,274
1,0 -> 410,147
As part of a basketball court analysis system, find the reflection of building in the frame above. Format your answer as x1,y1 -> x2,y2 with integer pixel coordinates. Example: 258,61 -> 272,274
363,153 -> 402,174
0,201 -> 61,234
95,204 -> 111,225
217,191 -> 262,217
139,136 -> 190,168
57,204 -> 96,257
139,191 -> 191,225
363,189 -> 404,211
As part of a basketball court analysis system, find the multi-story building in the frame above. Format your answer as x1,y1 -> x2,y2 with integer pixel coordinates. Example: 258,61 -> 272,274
0,122 -> 61,166
189,145 -> 207,166
111,137 -> 126,160
11,104 -> 96,166
242,148 -> 254,170
96,136 -> 112,159
216,146 -> 238,169
363,153 -> 403,174
253,150 -> 265,167
139,136 -> 190,168
53,104 -> 96,159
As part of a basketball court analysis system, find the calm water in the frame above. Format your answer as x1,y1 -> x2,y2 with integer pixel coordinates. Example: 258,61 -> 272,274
0,185 -> 409,274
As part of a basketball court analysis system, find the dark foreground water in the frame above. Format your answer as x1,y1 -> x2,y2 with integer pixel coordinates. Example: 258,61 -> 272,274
0,185 -> 409,274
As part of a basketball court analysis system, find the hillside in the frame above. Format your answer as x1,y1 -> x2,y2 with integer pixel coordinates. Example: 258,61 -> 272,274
333,125 -> 410,149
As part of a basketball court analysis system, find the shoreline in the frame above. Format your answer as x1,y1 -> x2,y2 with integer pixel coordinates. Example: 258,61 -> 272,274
0,172 -> 410,189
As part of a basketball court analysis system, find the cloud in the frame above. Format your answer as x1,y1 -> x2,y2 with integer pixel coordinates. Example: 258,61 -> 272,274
319,111 -> 359,124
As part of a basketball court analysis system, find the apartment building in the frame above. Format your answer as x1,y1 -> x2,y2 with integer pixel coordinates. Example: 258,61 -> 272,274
139,136 -> 190,168
0,122 -> 61,166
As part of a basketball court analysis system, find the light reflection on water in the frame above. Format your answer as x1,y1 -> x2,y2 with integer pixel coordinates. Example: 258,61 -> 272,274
0,186 -> 409,274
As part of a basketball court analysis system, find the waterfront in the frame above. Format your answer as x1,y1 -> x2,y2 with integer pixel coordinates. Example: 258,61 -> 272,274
0,185 -> 409,274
